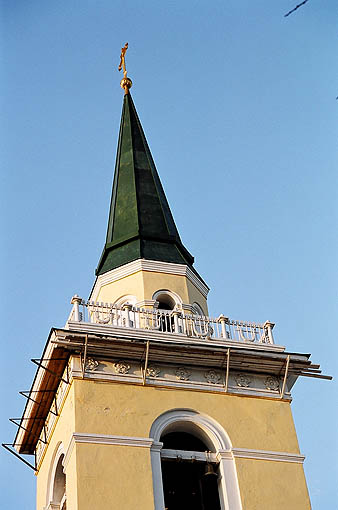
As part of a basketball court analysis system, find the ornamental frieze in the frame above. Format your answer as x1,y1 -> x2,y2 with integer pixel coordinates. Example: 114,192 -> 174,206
204,370 -> 221,384
85,358 -> 99,371
175,367 -> 191,381
113,361 -> 131,374
235,374 -> 251,387
146,365 -> 161,378
265,376 -> 279,391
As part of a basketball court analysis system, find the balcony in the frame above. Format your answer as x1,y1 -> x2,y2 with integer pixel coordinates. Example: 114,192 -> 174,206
66,295 -> 279,349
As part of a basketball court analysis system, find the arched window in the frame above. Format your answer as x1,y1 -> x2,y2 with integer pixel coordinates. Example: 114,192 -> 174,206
113,295 -> 137,307
192,302 -> 205,317
46,443 -> 66,510
113,295 -> 138,328
152,290 -> 182,333
53,455 -> 66,510
150,410 -> 242,510
152,290 -> 182,311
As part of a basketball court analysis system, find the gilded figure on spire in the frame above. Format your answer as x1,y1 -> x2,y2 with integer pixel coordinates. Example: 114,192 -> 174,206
118,42 -> 128,77
118,42 -> 132,94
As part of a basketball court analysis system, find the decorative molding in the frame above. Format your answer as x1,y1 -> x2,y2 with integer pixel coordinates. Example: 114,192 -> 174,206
85,358 -> 99,371
150,409 -> 231,450
204,370 -> 221,384
90,259 -> 209,302
146,365 -> 161,378
64,432 -> 154,467
216,449 -> 234,461
150,441 -> 163,453
135,299 -> 158,308
235,374 -> 251,388
265,375 -> 280,391
74,432 -> 154,448
231,447 -> 305,464
152,289 -> 183,308
69,356 -> 292,401
64,431 -> 304,466
175,367 -> 191,380
113,361 -> 130,374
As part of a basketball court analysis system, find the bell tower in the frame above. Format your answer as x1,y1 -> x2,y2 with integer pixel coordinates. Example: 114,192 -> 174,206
6,47 -> 331,510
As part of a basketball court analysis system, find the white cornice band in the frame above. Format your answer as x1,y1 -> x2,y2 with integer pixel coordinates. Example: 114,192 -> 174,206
63,432 -> 304,469
90,259 -> 209,301
231,447 -> 305,463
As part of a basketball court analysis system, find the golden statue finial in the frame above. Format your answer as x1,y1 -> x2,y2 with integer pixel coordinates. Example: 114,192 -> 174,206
118,42 -> 132,94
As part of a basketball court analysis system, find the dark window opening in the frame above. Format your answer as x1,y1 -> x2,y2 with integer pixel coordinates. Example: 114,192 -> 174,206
162,459 -> 221,510
162,431 -> 208,452
160,431 -> 221,510
157,300 -> 174,332
157,300 -> 172,311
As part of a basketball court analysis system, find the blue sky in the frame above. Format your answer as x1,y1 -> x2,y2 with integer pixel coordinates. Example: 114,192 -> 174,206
1,0 -> 337,508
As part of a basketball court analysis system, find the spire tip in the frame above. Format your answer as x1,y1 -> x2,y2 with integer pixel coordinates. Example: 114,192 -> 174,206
118,42 -> 132,94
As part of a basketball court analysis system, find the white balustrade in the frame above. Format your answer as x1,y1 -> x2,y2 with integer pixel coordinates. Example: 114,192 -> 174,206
68,296 -> 275,345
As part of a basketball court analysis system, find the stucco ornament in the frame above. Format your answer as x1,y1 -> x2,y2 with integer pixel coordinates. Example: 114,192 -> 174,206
85,358 -> 99,371
265,376 -> 279,391
114,361 -> 131,374
175,367 -> 191,381
146,365 -> 161,378
204,370 -> 221,384
235,374 -> 251,387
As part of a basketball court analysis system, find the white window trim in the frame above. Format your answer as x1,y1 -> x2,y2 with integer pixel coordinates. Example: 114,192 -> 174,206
113,294 -> 137,307
45,442 -> 66,510
149,409 -> 242,510
152,289 -> 183,310
192,302 -> 205,317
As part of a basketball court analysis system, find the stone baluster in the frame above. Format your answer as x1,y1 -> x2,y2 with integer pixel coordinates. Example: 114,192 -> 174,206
172,310 -> 181,333
264,320 -> 275,344
122,303 -> 133,328
218,314 -> 229,339
70,295 -> 82,322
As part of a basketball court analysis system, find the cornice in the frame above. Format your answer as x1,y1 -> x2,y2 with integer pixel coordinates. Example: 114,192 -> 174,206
90,259 -> 209,301
231,447 -> 305,463
64,433 -> 154,468
63,432 -> 305,469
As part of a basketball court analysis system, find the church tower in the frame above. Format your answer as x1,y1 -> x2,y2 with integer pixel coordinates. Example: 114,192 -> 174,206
6,49 -> 331,510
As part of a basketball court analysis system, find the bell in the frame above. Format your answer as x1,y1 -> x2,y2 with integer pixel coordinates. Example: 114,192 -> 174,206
203,462 -> 218,478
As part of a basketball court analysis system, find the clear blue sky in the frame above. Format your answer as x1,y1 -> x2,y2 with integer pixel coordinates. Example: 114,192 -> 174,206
1,0 -> 337,508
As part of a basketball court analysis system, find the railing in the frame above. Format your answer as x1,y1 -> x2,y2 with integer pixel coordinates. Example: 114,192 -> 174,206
67,295 -> 275,345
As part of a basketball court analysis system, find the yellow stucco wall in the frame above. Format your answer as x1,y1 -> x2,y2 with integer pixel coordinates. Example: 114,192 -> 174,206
95,270 -> 145,304
235,457 -> 311,509
72,380 -> 309,509
36,384 -> 77,510
73,380 -> 300,452
75,443 -> 155,510
95,269 -> 208,313
37,378 -> 310,510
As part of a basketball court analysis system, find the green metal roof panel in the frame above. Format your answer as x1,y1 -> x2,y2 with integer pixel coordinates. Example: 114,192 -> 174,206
96,93 -> 194,276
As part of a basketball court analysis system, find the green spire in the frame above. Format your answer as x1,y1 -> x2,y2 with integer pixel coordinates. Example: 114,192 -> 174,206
96,93 -> 194,276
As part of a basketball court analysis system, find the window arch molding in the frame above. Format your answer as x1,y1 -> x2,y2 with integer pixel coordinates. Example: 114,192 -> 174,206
45,442 -> 66,510
152,289 -> 182,310
149,409 -> 242,510
113,294 -> 137,307
192,302 -> 205,317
